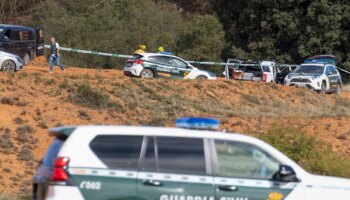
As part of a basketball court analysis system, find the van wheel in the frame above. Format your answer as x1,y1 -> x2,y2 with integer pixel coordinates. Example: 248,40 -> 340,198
2,60 -> 16,72
196,75 -> 208,80
24,53 -> 30,66
140,69 -> 154,78
335,83 -> 341,95
319,81 -> 326,95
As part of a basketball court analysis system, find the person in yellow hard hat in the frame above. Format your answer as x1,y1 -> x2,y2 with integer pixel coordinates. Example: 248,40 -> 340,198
134,44 -> 146,55
158,46 -> 165,53
158,46 -> 172,55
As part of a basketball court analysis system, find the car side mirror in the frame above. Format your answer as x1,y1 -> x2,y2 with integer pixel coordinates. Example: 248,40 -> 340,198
4,36 -> 10,42
273,165 -> 299,182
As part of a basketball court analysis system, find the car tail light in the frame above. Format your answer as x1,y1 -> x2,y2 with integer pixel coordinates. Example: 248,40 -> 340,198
262,73 -> 267,82
52,157 -> 70,182
134,59 -> 143,64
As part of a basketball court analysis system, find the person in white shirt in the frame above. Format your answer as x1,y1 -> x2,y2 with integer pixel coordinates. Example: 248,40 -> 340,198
49,37 -> 65,73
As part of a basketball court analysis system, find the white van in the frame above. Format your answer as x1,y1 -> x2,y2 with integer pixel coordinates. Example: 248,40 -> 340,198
33,118 -> 350,200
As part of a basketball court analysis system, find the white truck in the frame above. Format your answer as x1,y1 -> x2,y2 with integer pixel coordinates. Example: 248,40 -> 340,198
224,60 -> 276,83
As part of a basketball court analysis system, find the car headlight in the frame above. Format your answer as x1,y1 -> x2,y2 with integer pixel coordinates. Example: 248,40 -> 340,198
208,72 -> 216,77
16,57 -> 23,63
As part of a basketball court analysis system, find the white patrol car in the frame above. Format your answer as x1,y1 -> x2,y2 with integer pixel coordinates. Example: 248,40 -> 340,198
33,118 -> 350,200
123,53 -> 216,80
284,62 -> 342,94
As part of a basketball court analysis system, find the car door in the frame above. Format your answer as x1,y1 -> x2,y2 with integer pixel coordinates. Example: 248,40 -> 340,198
70,135 -> 143,200
212,140 -> 300,200
147,56 -> 173,77
168,57 -> 191,78
137,136 -> 215,200
328,66 -> 339,90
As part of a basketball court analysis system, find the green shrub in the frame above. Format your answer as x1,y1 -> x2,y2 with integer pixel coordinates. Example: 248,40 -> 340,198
21,0 -> 224,70
241,93 -> 261,105
68,83 -> 115,109
259,125 -> 350,178
18,146 -> 33,161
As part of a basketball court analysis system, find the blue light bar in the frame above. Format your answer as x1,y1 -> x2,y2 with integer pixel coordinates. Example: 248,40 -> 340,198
176,117 -> 220,131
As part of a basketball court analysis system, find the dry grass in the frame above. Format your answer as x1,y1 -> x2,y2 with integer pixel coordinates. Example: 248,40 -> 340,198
1,64 -> 350,196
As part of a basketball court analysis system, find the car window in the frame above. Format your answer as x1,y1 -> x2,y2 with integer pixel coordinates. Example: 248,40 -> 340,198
19,30 -> 32,40
329,66 -> 337,74
149,56 -> 171,65
4,30 -> 10,40
129,54 -> 144,61
141,137 -> 156,172
295,65 -> 324,74
245,65 -> 262,72
279,67 -> 289,74
41,139 -> 65,166
238,66 -> 246,71
10,30 -> 21,41
215,140 -> 280,180
90,135 -> 143,170
325,66 -> 332,75
169,58 -> 187,68
141,136 -> 206,175
262,65 -> 271,72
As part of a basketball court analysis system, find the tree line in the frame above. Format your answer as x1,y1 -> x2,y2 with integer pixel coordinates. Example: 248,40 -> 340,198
1,0 -> 349,71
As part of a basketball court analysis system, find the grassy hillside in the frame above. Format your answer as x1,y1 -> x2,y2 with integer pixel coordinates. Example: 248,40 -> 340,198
0,62 -> 350,198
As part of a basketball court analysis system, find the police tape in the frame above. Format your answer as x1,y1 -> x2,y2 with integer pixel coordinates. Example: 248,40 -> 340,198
44,45 -> 350,74
44,45 -> 133,59
44,45 -> 249,67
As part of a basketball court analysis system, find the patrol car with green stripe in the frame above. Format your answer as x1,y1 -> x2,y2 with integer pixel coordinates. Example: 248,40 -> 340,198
32,118 -> 350,200
123,53 -> 216,79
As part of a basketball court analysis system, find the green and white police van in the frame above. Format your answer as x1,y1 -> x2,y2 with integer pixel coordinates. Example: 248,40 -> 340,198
33,118 -> 350,200
123,53 -> 217,80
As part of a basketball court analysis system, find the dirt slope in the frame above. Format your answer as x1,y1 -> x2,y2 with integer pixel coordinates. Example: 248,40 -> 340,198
1,59 -> 350,195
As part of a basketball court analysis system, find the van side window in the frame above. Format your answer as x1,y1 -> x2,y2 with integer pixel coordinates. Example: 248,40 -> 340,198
215,140 -> 280,180
10,30 -> 21,41
90,135 -> 143,170
20,30 -> 29,40
4,30 -> 11,40
141,137 -> 206,175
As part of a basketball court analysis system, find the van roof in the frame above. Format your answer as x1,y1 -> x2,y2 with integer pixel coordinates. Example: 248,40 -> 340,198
0,24 -> 34,31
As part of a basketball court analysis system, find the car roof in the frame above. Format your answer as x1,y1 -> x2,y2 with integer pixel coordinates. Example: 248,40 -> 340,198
300,63 -> 327,67
51,125 -> 264,144
142,53 -> 183,59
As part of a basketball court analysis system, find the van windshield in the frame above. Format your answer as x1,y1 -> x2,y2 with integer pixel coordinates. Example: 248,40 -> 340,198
0,28 -> 4,35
